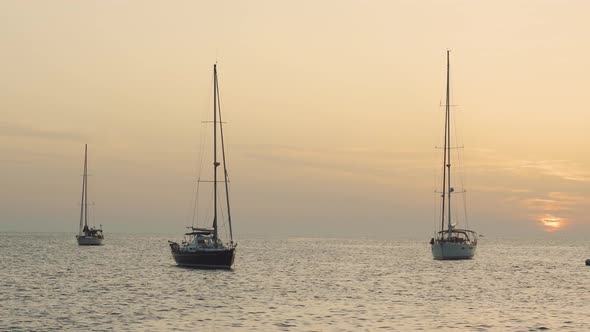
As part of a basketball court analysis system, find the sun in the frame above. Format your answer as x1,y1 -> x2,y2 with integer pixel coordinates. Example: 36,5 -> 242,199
538,214 -> 564,232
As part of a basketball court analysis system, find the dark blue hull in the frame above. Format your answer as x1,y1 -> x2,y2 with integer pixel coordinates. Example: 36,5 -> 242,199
171,248 -> 235,269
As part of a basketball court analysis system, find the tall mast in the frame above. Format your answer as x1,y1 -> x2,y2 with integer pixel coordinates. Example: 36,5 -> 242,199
84,144 -> 89,228
79,144 -> 87,235
445,51 -> 453,235
212,64 -> 219,242
440,52 -> 449,233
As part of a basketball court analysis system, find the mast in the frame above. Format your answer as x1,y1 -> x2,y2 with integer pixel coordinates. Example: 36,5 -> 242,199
445,51 -> 453,237
212,64 -> 219,242
79,144 -> 87,235
440,51 -> 453,237
84,144 -> 89,229
216,69 -> 233,244
440,52 -> 448,234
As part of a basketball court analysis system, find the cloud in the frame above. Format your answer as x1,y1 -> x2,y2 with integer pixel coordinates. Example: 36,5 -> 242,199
465,149 -> 590,232
519,160 -> 590,182
520,192 -> 590,232
235,143 -> 435,180
464,149 -> 590,183
469,185 -> 531,194
522,192 -> 588,212
0,122 -> 86,142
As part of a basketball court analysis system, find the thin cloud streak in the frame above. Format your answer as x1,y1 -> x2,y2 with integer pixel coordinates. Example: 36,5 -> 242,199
519,160 -> 590,182
0,122 -> 86,142
467,149 -> 590,183
235,143 -> 436,181
520,191 -> 590,232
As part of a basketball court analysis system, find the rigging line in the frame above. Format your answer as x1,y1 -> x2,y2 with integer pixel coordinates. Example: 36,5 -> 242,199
458,157 -> 469,229
90,201 -> 95,228
189,140 -> 203,228
192,124 -> 208,227
198,109 -> 210,172
195,124 -> 205,182
458,142 -> 469,228
201,182 -> 214,228
198,126 -> 212,201
196,70 -> 216,181
79,145 -> 86,235
215,67 -> 234,243
198,72 -> 213,174
188,133 -> 201,228
433,191 -> 438,235
216,187 -> 232,241
460,150 -> 470,229
452,105 -> 470,228
190,179 -> 200,227
216,89 -> 231,179
433,145 -> 439,234
454,122 -> 467,228
196,126 -> 210,222
186,73 -> 213,228
463,190 -> 470,229
452,199 -> 459,226
192,71 -> 216,227
212,64 -> 220,241
440,105 -> 448,232
217,186 -> 226,220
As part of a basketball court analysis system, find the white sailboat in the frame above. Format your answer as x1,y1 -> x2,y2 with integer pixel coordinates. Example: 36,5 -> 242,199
430,51 -> 477,260
76,144 -> 104,246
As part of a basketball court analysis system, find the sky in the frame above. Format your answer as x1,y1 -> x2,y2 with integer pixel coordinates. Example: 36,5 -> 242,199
0,0 -> 589,239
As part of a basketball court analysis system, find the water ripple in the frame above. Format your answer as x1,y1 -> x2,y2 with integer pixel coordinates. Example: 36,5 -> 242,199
0,233 -> 588,331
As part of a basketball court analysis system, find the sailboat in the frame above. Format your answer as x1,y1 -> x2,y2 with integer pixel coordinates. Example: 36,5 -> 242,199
76,144 -> 104,246
168,64 -> 236,268
430,51 -> 477,260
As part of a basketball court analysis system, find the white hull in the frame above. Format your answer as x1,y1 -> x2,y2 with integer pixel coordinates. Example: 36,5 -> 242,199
431,242 -> 476,260
77,236 -> 103,246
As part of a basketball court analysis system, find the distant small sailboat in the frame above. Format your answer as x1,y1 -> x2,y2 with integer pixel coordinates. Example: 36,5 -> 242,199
168,64 -> 236,268
76,144 -> 104,246
430,51 -> 477,260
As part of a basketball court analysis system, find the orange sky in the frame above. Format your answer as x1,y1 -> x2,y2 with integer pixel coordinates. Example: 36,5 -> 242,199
0,1 -> 589,238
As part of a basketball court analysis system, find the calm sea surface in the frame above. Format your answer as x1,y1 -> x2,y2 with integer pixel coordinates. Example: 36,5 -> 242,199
0,233 -> 588,331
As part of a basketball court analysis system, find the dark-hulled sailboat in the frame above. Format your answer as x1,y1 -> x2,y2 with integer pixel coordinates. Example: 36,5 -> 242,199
168,64 -> 236,268
76,144 -> 104,246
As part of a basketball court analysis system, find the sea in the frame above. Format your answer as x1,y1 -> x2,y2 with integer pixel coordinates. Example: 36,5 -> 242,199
1,232 -> 588,331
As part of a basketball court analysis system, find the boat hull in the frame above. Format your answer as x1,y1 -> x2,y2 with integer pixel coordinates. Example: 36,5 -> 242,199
171,247 -> 235,269
76,236 -> 103,246
431,242 -> 476,260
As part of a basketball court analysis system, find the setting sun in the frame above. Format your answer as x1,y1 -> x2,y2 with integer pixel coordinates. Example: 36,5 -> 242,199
539,215 -> 565,232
